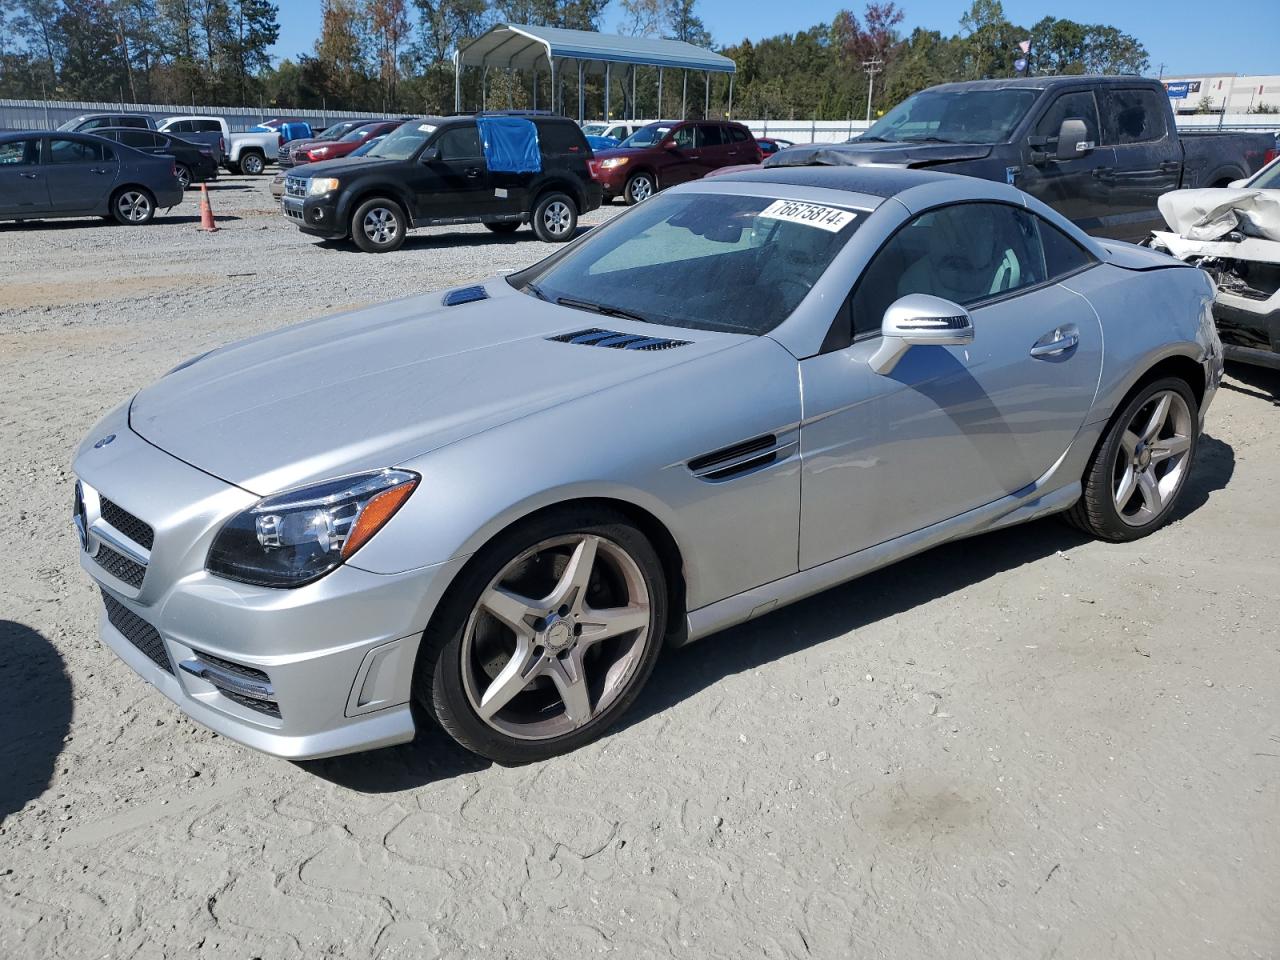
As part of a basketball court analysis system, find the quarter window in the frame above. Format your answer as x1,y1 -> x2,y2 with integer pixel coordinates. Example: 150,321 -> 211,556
1037,217 -> 1097,278
850,202 -> 1048,338
0,139 -> 39,164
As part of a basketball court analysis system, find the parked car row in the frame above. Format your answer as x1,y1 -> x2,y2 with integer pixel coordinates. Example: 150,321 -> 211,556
57,112 -> 282,175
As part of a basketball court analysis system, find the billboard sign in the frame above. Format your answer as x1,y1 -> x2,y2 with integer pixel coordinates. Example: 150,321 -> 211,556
1165,81 -> 1190,99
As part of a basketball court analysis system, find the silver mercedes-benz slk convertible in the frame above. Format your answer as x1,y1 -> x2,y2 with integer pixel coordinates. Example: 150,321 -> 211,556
73,166 -> 1223,764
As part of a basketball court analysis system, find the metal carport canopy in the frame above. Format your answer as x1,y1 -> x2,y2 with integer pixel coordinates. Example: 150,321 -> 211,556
455,23 -> 737,74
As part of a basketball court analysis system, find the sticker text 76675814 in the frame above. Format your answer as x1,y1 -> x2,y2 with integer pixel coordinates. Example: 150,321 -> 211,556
758,199 -> 858,233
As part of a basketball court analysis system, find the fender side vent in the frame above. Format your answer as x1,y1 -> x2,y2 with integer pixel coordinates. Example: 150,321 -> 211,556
443,285 -> 488,306
689,434 -> 787,481
548,328 -> 690,351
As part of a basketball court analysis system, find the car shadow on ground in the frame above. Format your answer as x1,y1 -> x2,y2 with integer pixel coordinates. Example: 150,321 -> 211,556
1222,361 -> 1280,405
0,621 -> 72,823
0,214 -> 242,231
313,225 -> 594,255
302,434 -> 1235,794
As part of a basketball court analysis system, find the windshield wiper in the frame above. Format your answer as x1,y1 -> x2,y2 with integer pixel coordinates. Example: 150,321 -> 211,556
853,135 -> 887,142
900,136 -> 966,144
524,281 -> 550,302
555,296 -> 652,325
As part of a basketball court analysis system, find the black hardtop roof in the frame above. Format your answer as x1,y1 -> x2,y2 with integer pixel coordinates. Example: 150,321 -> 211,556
712,163 -> 955,201
922,74 -> 1155,95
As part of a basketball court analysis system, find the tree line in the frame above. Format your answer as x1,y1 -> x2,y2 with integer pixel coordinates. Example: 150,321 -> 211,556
0,0 -> 1149,119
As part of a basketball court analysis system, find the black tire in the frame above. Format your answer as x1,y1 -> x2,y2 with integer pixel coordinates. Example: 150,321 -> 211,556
623,171 -> 656,205
350,196 -> 407,253
109,187 -> 155,225
484,221 -> 521,234
1064,376 -> 1200,542
175,164 -> 192,190
415,506 -> 668,765
239,151 -> 265,176
531,191 -> 578,242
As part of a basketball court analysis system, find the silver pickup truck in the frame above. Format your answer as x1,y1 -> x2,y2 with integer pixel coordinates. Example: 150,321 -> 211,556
158,116 -> 278,175
769,75 -> 1274,243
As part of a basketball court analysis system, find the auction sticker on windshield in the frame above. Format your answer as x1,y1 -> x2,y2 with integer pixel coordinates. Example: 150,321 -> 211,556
759,200 -> 857,232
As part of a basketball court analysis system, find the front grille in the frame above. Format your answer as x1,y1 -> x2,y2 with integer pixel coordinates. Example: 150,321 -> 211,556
284,205 -> 303,222
219,688 -> 282,718
101,589 -> 173,674
284,176 -> 306,199
94,543 -> 146,588
99,497 -> 154,549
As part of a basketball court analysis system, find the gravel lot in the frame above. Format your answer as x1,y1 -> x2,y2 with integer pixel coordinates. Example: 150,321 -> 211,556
1,175 -> 1278,960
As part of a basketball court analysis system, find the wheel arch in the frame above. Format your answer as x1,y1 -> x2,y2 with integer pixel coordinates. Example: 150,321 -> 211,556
529,176 -> 585,212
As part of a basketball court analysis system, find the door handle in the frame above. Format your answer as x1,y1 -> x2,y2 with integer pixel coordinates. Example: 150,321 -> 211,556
1158,160 -> 1180,172
1030,328 -> 1080,358
89,167 -> 110,174
465,167 -> 480,178
1090,167 -> 1115,179
18,171 -> 39,179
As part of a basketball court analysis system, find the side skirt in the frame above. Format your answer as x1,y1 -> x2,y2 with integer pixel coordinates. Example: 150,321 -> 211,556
681,479 -> 1081,646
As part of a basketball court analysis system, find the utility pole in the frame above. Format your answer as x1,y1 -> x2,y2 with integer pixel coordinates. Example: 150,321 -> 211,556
862,58 -> 883,124
1157,62 -> 1166,79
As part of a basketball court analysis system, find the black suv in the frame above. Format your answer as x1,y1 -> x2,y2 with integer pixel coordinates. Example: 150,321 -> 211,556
280,113 -> 603,253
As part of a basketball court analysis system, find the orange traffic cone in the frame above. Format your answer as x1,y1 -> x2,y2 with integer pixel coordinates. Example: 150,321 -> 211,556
198,184 -> 218,232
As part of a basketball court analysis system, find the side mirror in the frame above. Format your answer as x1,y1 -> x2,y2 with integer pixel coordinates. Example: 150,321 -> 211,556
662,139 -> 678,151
1227,178 -> 1248,189
421,146 -> 440,163
1055,118 -> 1092,161
869,294 -> 974,376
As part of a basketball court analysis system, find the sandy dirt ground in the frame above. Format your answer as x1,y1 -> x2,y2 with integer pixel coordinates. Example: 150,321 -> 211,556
1,176 -> 1277,960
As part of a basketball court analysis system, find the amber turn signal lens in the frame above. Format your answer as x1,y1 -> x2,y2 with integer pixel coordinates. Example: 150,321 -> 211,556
341,478 -> 418,559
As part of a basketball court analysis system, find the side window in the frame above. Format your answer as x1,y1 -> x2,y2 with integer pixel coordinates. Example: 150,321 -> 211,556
1036,217 -> 1097,279
537,121 -> 587,155
122,131 -> 157,149
194,120 -> 223,133
167,120 -> 191,133
729,126 -> 750,143
47,139 -> 107,163
849,203 -> 1047,337
696,124 -> 725,147
436,125 -> 482,160
672,125 -> 695,149
0,139 -> 39,165
1101,89 -> 1167,145
1034,91 -> 1100,148
124,117 -> 149,129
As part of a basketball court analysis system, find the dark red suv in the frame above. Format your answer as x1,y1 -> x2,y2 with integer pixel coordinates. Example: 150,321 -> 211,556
588,120 -> 762,204
301,120 -> 404,163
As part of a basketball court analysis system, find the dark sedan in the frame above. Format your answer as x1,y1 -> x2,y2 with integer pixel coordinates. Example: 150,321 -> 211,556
0,131 -> 182,225
93,127 -> 218,189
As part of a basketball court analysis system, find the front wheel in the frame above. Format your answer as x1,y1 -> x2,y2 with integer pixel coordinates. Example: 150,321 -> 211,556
531,192 -> 577,242
624,172 -> 655,205
239,151 -> 265,176
417,507 -> 667,764
350,197 -> 407,253
1065,377 -> 1199,541
111,188 -> 155,225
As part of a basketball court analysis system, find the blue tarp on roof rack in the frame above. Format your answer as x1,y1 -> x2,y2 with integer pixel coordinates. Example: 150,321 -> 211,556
477,116 -> 542,174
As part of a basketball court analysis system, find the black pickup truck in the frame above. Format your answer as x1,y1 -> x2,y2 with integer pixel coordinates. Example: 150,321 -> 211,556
768,76 -> 1273,242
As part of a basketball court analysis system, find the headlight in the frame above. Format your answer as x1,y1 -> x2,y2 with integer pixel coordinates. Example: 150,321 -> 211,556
308,177 -> 339,195
206,469 -> 419,588
309,146 -> 330,158
599,157 -> 629,169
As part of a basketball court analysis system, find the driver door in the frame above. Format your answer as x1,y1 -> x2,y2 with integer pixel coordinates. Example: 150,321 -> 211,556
660,124 -> 702,187
1018,89 -> 1115,230
415,124 -> 498,222
797,201 -> 1103,568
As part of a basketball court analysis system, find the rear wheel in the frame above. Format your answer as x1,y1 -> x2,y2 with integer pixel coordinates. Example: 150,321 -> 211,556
111,188 -> 155,225
484,221 -> 521,235
239,151 -> 265,176
416,507 -> 667,764
351,197 -> 407,253
1065,377 -> 1199,541
175,164 -> 192,190
531,192 -> 577,242
624,172 -> 655,204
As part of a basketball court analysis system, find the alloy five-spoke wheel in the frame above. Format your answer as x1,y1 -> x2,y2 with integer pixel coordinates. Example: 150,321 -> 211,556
1112,389 -> 1193,527
418,508 -> 667,764
112,189 -> 154,225
1066,376 -> 1200,542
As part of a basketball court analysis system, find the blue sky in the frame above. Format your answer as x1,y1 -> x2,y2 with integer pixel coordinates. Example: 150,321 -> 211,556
270,0 -> 1279,78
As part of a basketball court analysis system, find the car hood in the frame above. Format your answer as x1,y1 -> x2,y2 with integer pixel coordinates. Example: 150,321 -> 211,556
765,140 -> 994,168
129,279 -> 743,495
591,146 -> 654,161
289,155 -> 395,179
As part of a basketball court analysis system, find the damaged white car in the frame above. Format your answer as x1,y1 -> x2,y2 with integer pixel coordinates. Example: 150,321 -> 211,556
1150,156 -> 1280,369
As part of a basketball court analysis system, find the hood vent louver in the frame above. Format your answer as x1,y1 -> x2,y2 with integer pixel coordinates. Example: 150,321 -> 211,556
548,328 -> 691,351
442,285 -> 489,307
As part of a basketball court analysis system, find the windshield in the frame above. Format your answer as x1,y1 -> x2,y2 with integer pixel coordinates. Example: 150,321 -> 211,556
581,123 -> 607,136
621,124 -> 672,148
514,192 -> 861,335
1251,157 -> 1280,189
319,122 -> 353,140
56,117 -> 86,131
366,121 -> 430,160
340,126 -> 378,143
859,88 -> 1038,144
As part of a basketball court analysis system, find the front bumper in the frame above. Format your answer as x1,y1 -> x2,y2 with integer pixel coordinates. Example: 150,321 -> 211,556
281,195 -> 344,238
72,405 -> 465,759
